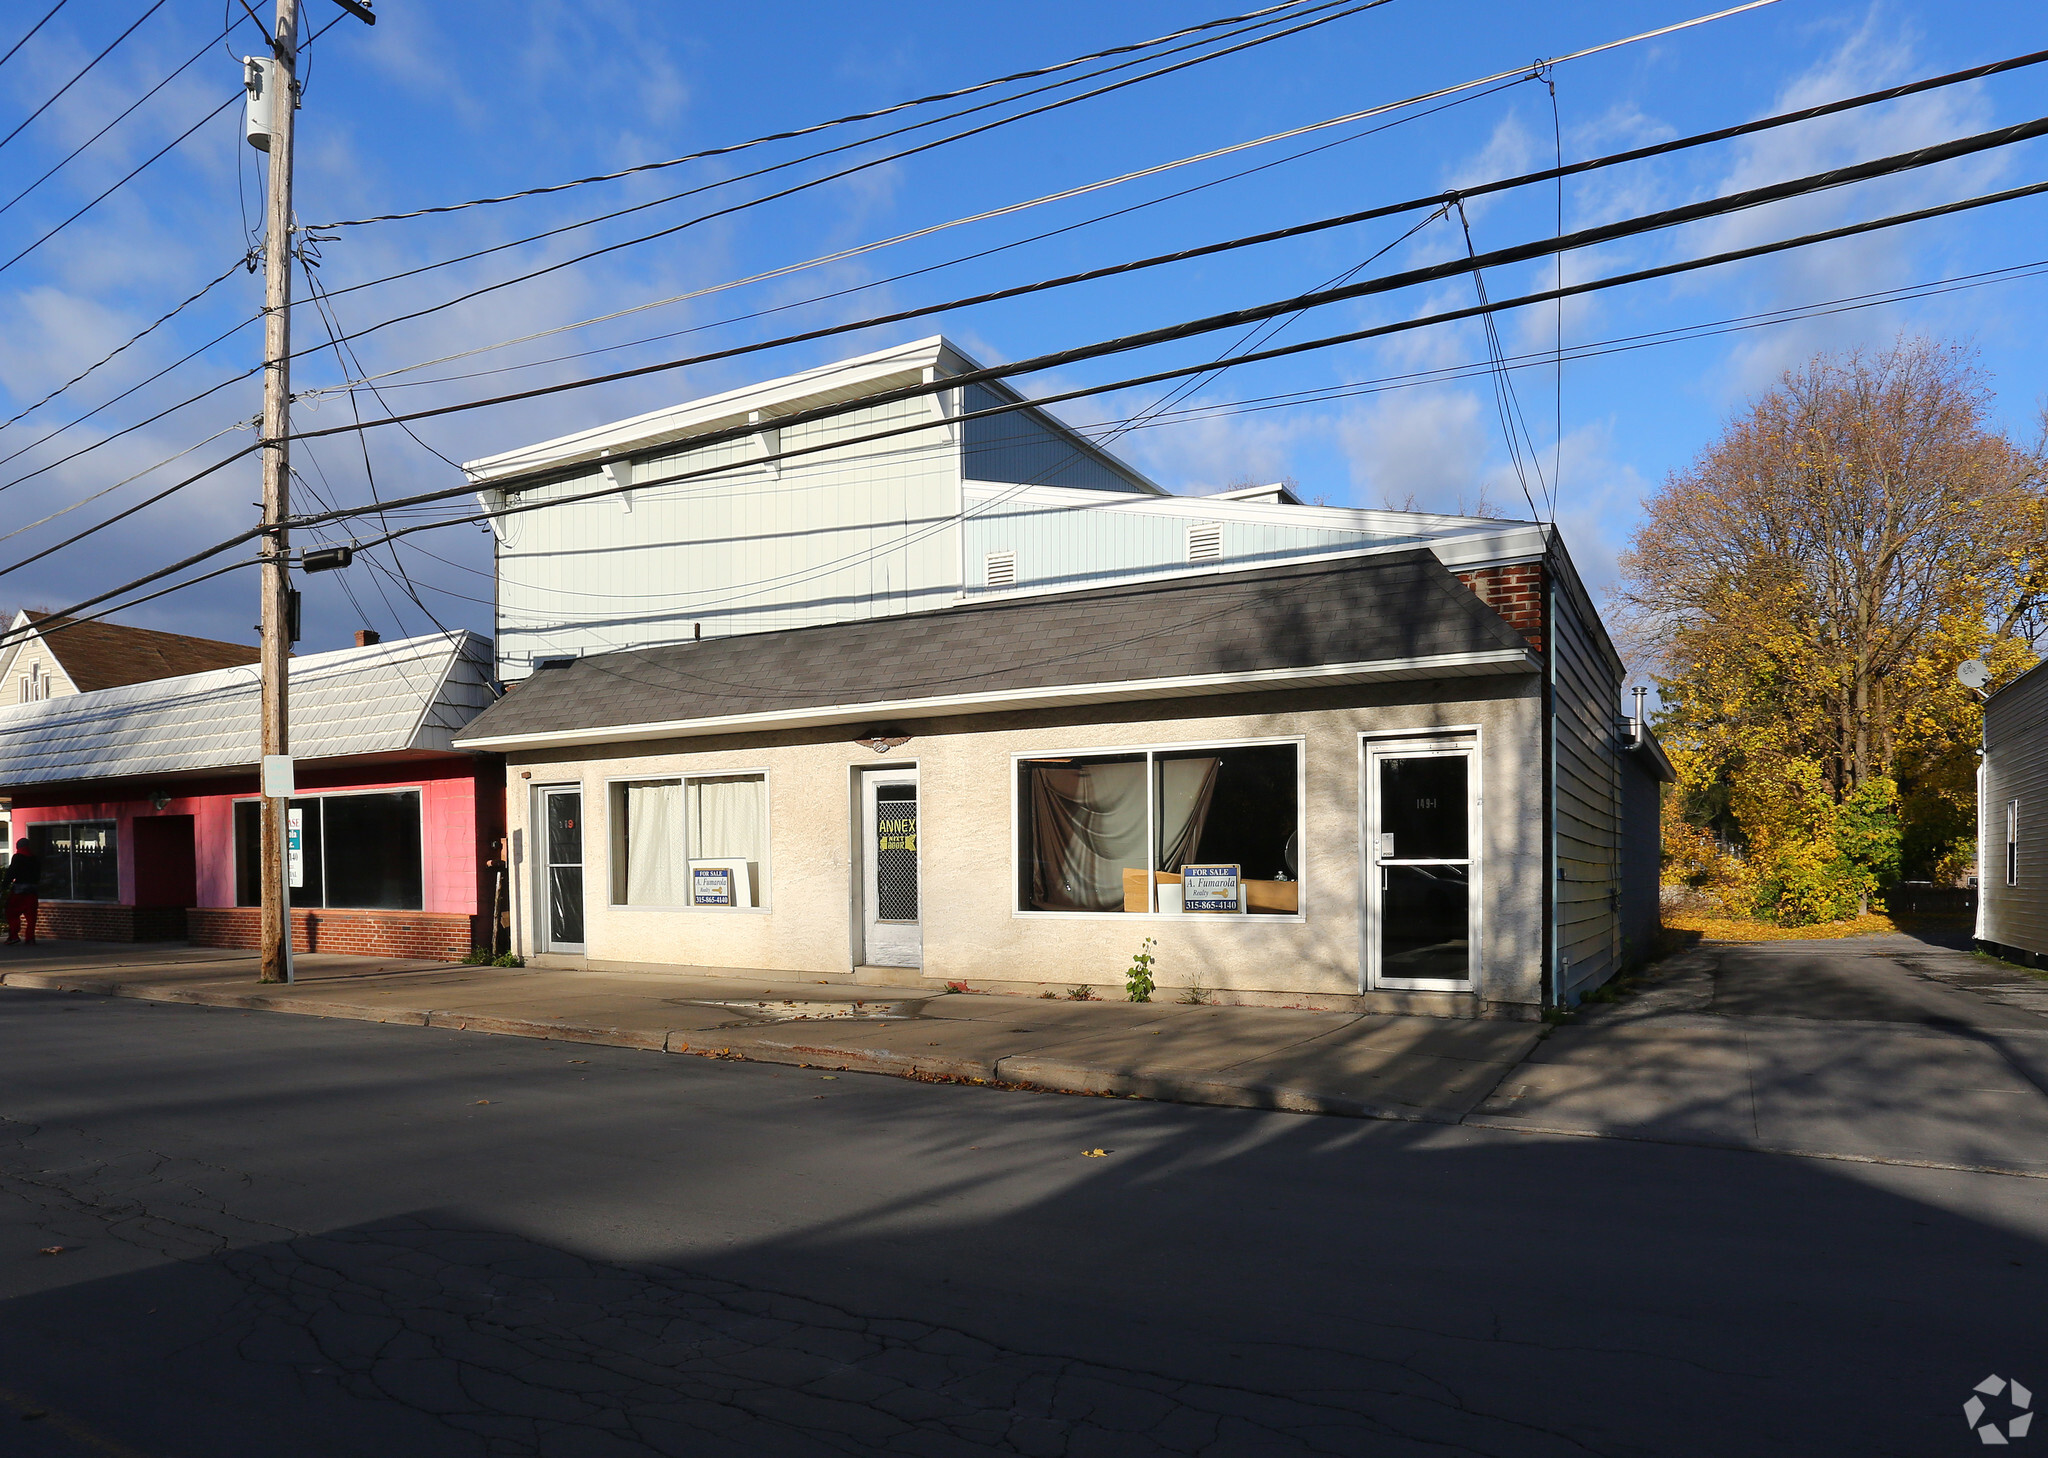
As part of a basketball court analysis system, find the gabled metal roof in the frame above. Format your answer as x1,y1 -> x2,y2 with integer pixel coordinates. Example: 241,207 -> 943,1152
0,631 -> 494,788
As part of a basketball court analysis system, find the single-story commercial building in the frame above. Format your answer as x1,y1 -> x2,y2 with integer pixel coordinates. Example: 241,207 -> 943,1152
0,631 -> 503,958
1979,657 -> 2047,967
456,547 -> 1671,1017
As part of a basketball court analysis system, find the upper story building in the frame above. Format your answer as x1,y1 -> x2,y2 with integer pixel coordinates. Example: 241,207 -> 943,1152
464,336 -> 1553,683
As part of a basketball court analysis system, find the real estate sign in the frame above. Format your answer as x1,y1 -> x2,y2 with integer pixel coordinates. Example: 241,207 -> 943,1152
1181,862 -> 1241,913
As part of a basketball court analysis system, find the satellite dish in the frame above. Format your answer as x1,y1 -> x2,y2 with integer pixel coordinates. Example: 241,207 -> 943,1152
1957,659 -> 1990,690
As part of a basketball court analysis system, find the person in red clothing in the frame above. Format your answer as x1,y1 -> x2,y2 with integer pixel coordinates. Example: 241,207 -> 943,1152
3,838 -> 41,945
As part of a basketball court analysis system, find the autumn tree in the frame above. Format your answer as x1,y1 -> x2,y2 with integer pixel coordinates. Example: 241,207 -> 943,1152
1620,338 -> 2047,923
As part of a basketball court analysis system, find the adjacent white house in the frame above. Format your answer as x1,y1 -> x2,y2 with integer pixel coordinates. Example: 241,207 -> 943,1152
1979,658 -> 2048,966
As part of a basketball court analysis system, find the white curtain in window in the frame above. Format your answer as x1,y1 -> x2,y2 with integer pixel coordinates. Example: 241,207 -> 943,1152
624,781 -> 684,905
1027,760 -> 1148,911
1155,757 -> 1220,873
690,776 -> 766,903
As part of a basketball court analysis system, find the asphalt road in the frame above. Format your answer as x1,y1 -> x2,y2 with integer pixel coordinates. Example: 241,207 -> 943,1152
1,978 -> 2043,1457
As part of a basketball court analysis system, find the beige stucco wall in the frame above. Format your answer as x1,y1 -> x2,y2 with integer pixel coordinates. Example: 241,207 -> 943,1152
504,680 -> 1544,1014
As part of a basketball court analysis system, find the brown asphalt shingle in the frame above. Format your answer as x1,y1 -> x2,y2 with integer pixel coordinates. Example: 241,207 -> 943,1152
21,611 -> 259,692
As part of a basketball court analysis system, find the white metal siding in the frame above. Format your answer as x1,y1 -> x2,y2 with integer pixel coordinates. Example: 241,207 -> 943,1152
1982,663 -> 2048,958
496,397 -> 958,677
1552,585 -> 1627,999
960,486 -> 1393,597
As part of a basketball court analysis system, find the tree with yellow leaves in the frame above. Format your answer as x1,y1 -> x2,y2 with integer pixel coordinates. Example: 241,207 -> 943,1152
1621,337 -> 2046,924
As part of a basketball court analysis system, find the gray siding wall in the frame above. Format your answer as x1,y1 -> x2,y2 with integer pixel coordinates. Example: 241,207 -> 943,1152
1551,579 -> 1628,999
959,385 -> 1150,492
962,487 -> 1399,595
1620,748 -> 1663,969
1981,662 -> 2048,960
495,395 -> 958,678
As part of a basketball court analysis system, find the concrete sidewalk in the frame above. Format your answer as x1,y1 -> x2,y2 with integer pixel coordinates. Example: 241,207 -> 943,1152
0,942 -> 1539,1124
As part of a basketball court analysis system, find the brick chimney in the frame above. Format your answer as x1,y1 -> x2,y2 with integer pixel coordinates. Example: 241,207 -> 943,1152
1454,563 -> 1545,653
354,629 -> 381,648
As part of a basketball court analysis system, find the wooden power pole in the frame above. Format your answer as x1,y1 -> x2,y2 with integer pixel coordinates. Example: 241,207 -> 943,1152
252,0 -> 375,984
255,0 -> 302,985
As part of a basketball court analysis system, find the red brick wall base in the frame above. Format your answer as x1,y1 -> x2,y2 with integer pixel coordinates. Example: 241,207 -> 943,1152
186,906 -> 481,961
31,903 -> 189,942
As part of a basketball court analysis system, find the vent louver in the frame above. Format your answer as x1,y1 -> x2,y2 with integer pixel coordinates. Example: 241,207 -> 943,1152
984,550 -> 1017,588
1186,522 -> 1223,561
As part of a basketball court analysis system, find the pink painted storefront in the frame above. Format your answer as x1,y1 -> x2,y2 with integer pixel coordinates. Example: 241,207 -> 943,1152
0,633 -> 503,960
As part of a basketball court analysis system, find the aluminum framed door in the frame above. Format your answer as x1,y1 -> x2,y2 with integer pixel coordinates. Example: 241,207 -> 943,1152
860,767 -> 921,968
1364,741 -> 1479,991
539,786 -> 585,953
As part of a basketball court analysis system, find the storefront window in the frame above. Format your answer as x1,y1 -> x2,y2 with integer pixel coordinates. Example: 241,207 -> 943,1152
234,790 -> 423,910
27,821 -> 117,901
1018,743 -> 1300,914
610,773 -> 768,908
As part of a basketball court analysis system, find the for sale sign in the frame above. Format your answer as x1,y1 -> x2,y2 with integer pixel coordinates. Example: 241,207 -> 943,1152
1180,863 -> 1241,913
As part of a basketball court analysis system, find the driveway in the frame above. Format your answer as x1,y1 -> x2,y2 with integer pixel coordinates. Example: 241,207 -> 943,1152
1473,931 -> 2048,1176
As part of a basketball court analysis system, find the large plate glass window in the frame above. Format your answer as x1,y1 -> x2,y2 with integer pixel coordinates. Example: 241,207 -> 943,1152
610,773 -> 768,908
26,821 -> 117,901
1016,743 -> 1299,914
234,790 -> 423,910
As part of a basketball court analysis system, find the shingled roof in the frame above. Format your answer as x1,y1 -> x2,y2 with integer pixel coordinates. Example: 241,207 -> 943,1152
455,549 -> 1538,751
17,610 -> 259,691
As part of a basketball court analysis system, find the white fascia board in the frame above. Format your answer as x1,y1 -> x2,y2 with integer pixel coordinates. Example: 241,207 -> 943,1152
463,335 -> 959,485
1425,523 -> 1552,569
963,479 -> 1538,543
452,648 -> 1539,752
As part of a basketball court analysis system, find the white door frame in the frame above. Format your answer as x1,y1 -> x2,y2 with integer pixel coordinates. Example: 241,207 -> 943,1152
536,784 -> 586,954
1360,732 -> 1481,993
858,765 -> 922,968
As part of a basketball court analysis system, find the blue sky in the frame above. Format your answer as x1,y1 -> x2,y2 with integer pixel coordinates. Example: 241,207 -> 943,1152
1,0 -> 2044,660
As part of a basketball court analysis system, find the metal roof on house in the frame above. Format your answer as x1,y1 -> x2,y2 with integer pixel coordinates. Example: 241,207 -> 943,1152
0,631 -> 495,788
454,550 -> 1539,751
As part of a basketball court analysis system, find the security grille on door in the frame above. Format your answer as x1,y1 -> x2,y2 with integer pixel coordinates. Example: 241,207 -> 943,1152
984,550 -> 1016,588
1186,522 -> 1222,561
875,786 -> 919,921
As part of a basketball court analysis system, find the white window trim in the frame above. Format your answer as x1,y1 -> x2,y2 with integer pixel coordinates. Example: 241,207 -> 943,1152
230,785 -> 429,912
602,767 -> 775,913
1357,727 -> 1485,995
1009,734 -> 1306,923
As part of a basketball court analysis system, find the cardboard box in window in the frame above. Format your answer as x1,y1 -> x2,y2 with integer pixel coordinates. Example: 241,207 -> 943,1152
1121,869 -> 1297,915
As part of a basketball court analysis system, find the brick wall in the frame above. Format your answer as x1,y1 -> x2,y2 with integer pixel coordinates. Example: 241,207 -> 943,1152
186,906 -> 480,961
1455,562 -> 1545,652
30,903 -> 188,942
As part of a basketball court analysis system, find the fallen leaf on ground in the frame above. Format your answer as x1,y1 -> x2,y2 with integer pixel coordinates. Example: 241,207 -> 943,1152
472,1099 -> 491,1105
38,1246 -> 68,1255
820,1075 -> 837,1080
1082,1149 -> 1111,1158
566,1059 -> 588,1064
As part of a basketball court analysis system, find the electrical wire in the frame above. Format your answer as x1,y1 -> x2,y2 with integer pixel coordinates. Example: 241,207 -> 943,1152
303,0 -> 1395,351
0,88 -> 242,277
12,110 -> 2045,609
0,15 -> 237,219
0,0 -> 166,153
0,0 -> 71,72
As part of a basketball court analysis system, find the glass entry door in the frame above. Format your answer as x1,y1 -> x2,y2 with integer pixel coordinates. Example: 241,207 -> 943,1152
540,787 -> 585,952
860,768 -> 921,968
1365,743 -> 1476,991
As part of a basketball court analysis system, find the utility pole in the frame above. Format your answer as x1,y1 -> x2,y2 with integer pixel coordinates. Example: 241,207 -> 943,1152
255,0 -> 301,984
252,0 -> 375,983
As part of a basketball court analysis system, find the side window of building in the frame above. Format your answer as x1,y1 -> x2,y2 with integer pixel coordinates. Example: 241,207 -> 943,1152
26,821 -> 118,901
611,773 -> 769,909
234,791 -> 424,910
2009,799 -> 2021,887
1016,742 -> 1299,915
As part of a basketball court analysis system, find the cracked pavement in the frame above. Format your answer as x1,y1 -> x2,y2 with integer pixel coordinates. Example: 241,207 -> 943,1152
1,979 -> 2044,1455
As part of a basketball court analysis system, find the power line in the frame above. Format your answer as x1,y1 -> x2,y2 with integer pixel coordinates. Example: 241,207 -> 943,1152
0,0 -> 167,153
0,88 -> 243,277
304,0 -> 1333,228
0,252 -> 254,436
0,17 -> 236,219
13,110 -> 2045,604
302,0 -> 1395,353
0,1 -> 72,72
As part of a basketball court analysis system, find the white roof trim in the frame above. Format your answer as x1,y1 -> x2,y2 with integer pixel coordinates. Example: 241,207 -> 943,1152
453,647 -> 1539,752
464,335 -> 964,485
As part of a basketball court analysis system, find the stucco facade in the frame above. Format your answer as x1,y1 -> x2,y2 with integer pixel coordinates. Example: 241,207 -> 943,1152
504,681 -> 1546,1018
